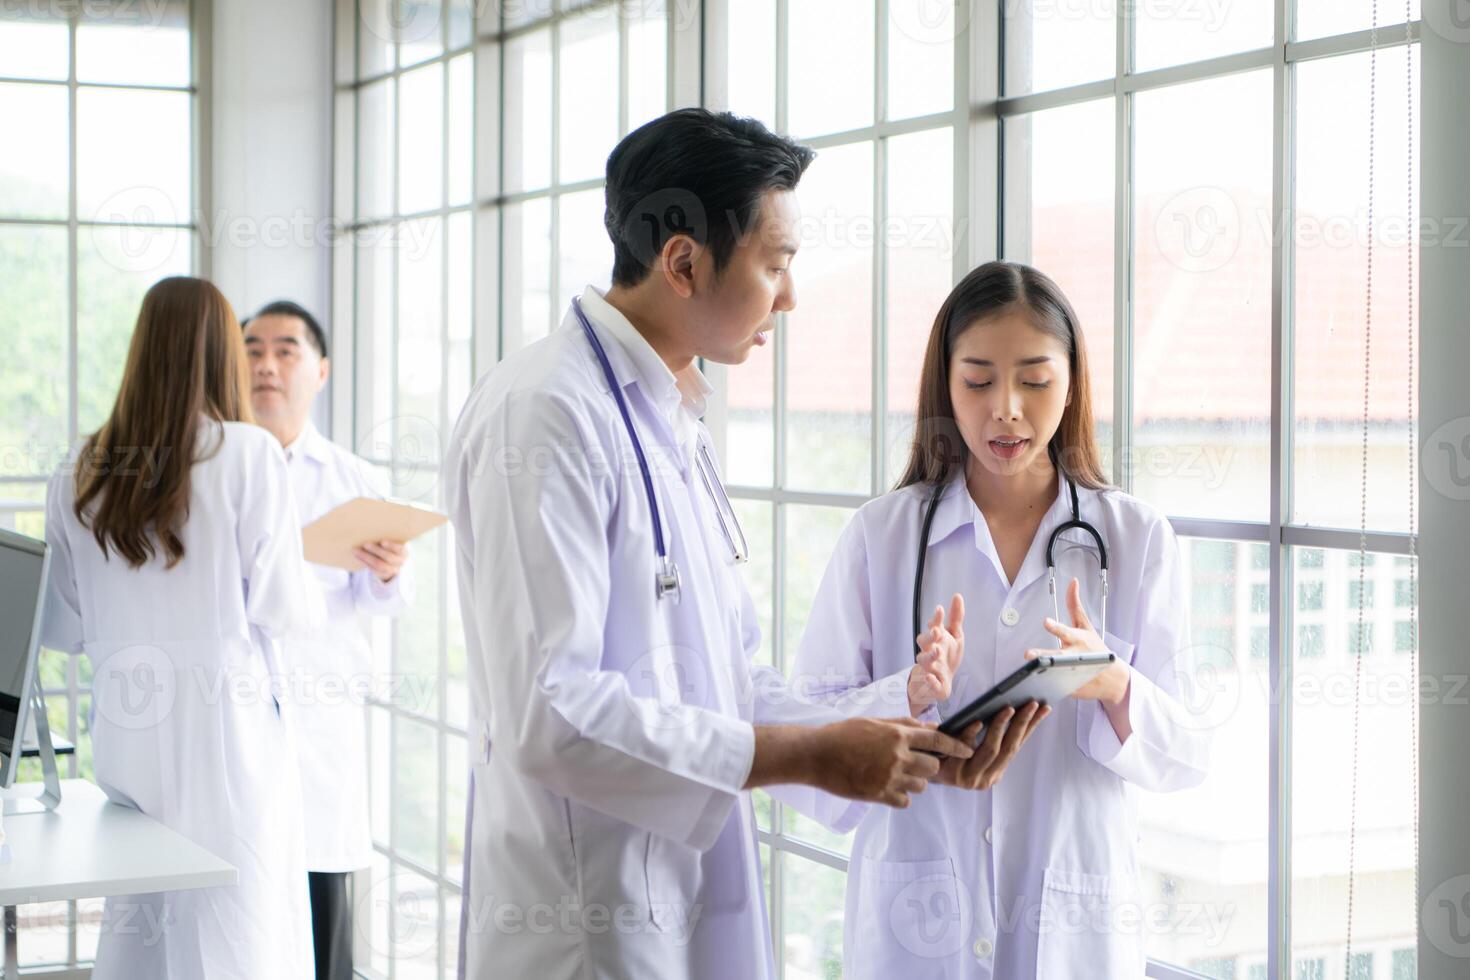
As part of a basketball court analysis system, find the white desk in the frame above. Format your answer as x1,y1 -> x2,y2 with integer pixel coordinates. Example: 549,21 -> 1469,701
0,780 -> 236,977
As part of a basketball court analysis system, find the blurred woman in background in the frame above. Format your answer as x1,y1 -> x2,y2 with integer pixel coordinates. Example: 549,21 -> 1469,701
41,276 -> 315,979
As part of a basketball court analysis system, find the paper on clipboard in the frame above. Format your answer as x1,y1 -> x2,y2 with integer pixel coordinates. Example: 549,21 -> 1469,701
302,497 -> 448,571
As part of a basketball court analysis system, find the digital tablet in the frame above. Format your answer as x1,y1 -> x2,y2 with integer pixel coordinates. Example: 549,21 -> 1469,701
936,651 -> 1116,745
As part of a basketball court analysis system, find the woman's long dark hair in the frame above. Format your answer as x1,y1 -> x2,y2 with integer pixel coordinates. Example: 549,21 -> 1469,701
894,260 -> 1110,493
74,276 -> 252,569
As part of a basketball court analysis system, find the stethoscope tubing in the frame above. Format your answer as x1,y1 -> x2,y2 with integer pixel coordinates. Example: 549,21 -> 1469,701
573,297 -> 679,601
911,473 -> 1109,658
573,297 -> 748,601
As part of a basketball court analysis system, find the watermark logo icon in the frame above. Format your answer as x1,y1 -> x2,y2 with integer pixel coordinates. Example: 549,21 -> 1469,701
626,644 -> 713,731
1423,0 -> 1470,44
356,415 -> 442,503
1424,416 -> 1470,501
93,644 -> 176,731
889,871 -> 973,959
890,0 -> 968,46
1154,186 -> 1242,274
1425,875 -> 1470,957
359,872 -> 437,960
88,185 -> 182,274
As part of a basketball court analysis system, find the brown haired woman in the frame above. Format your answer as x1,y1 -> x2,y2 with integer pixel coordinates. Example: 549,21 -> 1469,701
789,261 -> 1211,977
40,276 -> 316,978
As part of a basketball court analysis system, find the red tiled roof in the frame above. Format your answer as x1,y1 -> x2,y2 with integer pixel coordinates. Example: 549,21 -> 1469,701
729,194 -> 1416,425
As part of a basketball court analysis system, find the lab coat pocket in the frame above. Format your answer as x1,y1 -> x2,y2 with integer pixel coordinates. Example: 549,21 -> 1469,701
643,830 -> 704,936
850,857 -> 971,974
1034,867 -> 1145,980
1075,630 -> 1136,757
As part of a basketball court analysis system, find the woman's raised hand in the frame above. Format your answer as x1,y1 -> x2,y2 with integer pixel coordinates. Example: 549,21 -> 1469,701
908,593 -> 965,716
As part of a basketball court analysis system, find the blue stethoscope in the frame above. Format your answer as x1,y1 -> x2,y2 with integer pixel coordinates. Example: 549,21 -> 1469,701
912,474 -> 1109,655
573,297 -> 749,604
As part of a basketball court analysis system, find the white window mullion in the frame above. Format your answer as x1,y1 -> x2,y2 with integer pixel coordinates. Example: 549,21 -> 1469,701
1266,0 -> 1294,973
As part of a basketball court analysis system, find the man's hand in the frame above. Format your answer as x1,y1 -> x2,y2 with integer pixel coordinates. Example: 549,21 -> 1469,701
807,717 -> 974,809
908,593 -> 965,716
354,539 -> 408,583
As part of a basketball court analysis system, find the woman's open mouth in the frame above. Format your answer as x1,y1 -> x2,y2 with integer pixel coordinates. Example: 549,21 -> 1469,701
988,437 -> 1029,460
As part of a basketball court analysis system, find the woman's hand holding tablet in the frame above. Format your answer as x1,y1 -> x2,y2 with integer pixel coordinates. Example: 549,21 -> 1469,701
935,701 -> 1051,790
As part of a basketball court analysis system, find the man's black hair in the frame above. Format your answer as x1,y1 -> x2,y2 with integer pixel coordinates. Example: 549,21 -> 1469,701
243,300 -> 328,359
603,108 -> 815,288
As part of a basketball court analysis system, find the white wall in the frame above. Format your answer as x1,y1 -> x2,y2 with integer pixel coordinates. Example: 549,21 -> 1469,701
206,0 -> 335,429
1417,7 -> 1470,979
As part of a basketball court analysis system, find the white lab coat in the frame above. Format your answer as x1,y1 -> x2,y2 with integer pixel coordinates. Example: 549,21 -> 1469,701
443,287 -> 845,980
790,471 -> 1211,980
40,419 -> 315,980
278,421 -> 413,872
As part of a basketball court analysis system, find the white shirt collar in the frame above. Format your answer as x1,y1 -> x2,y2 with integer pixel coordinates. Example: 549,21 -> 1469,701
578,285 -> 713,420
280,420 -> 331,465
922,466 -> 1104,591
924,466 -> 1080,547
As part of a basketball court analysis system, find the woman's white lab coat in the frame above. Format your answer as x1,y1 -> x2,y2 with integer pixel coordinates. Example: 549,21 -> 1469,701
41,419 -> 315,980
790,470 -> 1211,979
443,287 -> 846,980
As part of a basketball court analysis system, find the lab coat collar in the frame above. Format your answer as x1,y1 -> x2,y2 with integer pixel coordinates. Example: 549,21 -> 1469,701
577,286 -> 713,421
923,465 -> 1095,594
281,421 -> 332,466
918,471 -> 977,548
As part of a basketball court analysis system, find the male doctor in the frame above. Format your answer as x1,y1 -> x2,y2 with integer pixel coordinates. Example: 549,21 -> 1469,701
445,108 -> 973,979
244,300 -> 414,980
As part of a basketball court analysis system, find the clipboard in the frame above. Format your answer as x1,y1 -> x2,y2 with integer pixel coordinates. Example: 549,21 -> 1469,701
301,497 -> 448,571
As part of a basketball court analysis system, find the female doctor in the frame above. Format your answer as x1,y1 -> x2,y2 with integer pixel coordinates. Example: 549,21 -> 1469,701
791,261 -> 1211,978
41,277 -> 315,978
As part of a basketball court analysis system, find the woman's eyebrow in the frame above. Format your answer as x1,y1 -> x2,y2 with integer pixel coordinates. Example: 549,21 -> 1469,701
958,355 -> 1054,367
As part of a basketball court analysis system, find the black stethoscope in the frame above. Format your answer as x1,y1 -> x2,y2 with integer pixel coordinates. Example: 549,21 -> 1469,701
911,473 -> 1109,657
573,297 -> 749,605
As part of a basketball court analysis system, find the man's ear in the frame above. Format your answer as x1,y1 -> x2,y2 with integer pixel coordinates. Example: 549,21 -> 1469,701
661,234 -> 701,299
317,356 -> 331,393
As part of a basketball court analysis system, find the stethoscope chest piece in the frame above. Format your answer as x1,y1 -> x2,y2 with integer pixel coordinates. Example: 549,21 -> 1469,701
656,556 -> 682,604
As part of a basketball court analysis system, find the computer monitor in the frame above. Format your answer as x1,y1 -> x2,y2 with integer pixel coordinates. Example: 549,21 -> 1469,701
0,527 -> 50,792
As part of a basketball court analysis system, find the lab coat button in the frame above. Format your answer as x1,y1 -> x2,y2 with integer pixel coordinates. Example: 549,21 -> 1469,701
1000,607 -> 1020,627
984,826 -> 993,844
973,938 -> 993,958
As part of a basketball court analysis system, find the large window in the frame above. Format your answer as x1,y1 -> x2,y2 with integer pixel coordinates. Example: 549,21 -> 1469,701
999,4 -> 1420,976
332,0 -> 673,975
1,0 -> 200,971
337,1 -> 1422,978
706,2 -> 1421,979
